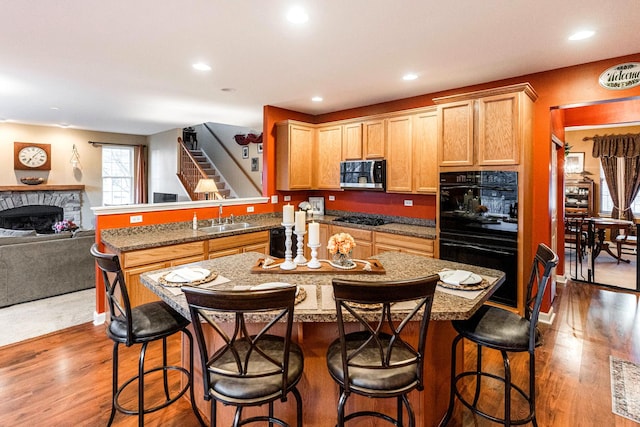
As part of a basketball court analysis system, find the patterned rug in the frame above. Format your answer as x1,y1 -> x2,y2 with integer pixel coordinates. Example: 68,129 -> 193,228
610,356 -> 640,423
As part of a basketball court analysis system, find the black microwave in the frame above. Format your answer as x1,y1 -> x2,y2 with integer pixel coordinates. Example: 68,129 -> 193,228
339,160 -> 386,191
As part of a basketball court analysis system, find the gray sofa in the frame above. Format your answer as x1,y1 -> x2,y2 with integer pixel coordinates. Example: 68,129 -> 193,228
0,229 -> 96,308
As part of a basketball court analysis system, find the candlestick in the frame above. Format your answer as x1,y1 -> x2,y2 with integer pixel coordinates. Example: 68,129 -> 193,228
283,204 -> 294,224
307,242 -> 321,268
294,230 -> 307,265
308,221 -> 319,245
295,211 -> 306,232
280,222 -> 296,270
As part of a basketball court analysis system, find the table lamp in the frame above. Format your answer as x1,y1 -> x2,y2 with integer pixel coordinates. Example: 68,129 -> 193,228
194,178 -> 220,200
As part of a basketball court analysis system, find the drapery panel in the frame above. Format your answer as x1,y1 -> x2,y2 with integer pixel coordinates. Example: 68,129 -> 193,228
591,133 -> 640,158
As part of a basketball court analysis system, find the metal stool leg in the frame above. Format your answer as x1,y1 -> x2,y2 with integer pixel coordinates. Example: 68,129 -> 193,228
439,334 -> 463,426
501,350 -> 511,427
107,342 -> 119,426
472,343 -> 482,407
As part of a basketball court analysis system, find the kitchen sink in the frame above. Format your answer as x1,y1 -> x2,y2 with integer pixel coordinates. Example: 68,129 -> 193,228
199,222 -> 256,233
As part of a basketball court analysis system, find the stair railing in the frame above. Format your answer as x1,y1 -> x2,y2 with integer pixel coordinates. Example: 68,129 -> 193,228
177,137 -> 210,200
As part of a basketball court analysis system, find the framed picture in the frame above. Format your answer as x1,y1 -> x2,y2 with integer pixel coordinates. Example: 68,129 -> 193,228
251,157 -> 259,172
257,143 -> 263,153
565,152 -> 585,174
242,146 -> 249,159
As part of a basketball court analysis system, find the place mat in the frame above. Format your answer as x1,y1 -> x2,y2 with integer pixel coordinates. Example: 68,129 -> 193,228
251,257 -> 386,274
158,268 -> 218,287
610,356 -> 640,423
437,277 -> 491,291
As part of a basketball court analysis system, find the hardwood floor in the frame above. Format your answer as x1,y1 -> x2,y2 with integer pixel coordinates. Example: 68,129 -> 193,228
0,280 -> 639,426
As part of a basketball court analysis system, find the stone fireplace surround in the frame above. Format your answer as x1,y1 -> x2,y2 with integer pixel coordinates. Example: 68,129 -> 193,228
0,185 -> 84,228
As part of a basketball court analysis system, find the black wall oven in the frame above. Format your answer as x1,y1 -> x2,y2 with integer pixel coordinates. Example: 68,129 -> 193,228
439,171 -> 519,307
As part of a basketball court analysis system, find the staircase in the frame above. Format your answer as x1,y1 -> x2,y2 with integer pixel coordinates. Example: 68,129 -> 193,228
189,150 -> 231,199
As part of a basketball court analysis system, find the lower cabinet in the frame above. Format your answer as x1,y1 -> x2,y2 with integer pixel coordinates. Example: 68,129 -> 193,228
208,231 -> 270,259
373,232 -> 434,258
329,225 -> 373,259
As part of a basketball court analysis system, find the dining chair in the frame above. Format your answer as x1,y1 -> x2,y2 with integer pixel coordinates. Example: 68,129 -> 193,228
615,224 -> 637,264
90,244 -> 205,427
183,285 -> 304,427
439,243 -> 558,427
326,275 -> 439,427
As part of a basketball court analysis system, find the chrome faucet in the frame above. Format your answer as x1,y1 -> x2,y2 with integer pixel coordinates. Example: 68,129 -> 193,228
218,204 -> 223,224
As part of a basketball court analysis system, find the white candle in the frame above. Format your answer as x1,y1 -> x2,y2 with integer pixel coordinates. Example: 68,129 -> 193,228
295,211 -> 306,232
308,222 -> 319,245
283,204 -> 294,224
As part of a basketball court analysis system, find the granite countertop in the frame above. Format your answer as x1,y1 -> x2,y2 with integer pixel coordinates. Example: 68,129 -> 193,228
140,251 -> 505,322
101,212 -> 437,253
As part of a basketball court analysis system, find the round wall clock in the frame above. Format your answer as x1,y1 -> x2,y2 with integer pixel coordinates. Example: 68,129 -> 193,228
14,142 -> 52,170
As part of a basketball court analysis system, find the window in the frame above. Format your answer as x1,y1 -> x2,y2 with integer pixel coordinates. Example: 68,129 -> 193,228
102,146 -> 134,205
600,161 -> 640,216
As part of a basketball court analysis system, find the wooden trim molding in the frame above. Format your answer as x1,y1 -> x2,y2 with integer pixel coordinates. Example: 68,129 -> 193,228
0,185 -> 85,192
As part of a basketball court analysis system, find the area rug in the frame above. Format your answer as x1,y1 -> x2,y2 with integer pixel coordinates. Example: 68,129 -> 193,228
610,356 -> 640,423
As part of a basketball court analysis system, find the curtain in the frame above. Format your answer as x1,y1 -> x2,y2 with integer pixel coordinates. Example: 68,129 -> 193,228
133,145 -> 148,204
591,133 -> 640,158
623,157 -> 640,222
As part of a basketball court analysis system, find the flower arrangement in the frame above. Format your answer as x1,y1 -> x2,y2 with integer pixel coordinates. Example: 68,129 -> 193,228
327,232 -> 356,256
52,219 -> 79,233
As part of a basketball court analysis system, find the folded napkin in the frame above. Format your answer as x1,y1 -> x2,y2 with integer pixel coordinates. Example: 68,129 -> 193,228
439,270 -> 472,286
171,268 -> 205,282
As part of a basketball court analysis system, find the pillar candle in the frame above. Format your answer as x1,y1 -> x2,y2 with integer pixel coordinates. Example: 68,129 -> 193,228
308,222 -> 319,245
295,211 -> 306,232
283,204 -> 294,224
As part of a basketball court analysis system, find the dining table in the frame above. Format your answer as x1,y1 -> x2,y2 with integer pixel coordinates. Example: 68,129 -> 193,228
139,251 -> 506,427
586,217 -> 633,263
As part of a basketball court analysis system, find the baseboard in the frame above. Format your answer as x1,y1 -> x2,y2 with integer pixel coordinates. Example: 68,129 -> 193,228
538,306 -> 556,325
556,275 -> 568,284
93,311 -> 106,325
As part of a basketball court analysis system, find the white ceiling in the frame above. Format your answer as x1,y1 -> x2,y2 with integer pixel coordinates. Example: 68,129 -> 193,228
1,1 -> 639,136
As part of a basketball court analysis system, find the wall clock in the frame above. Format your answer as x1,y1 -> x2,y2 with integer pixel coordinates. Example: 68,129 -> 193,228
14,142 -> 52,170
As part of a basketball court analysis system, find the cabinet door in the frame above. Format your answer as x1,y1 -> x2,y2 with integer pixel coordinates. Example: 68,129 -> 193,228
315,125 -> 342,189
124,261 -> 168,307
413,109 -> 438,193
317,223 -> 330,260
276,122 -> 314,190
477,92 -> 520,165
386,115 -> 413,193
209,248 -> 241,259
243,242 -> 270,256
329,225 -> 373,259
342,122 -> 363,160
438,100 -> 474,166
363,119 -> 385,159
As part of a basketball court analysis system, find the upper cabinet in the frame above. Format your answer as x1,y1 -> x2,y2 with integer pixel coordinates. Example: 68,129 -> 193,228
434,84 -> 537,168
386,108 -> 438,194
315,124 -> 343,189
362,119 -> 386,159
342,122 -> 363,160
276,121 -> 314,190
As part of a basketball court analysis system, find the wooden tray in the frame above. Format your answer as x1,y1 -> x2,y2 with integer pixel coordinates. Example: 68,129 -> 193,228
251,258 -> 386,274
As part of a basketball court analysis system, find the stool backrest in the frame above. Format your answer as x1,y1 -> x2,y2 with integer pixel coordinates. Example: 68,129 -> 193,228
183,285 -> 297,399
524,243 -> 559,348
90,243 -> 134,345
331,275 -> 438,393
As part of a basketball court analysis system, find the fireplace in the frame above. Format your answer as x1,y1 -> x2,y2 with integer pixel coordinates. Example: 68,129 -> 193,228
0,185 -> 84,233
0,205 -> 63,234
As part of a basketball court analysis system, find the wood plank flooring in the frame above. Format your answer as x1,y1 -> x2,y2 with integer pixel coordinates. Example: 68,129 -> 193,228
0,279 -> 639,426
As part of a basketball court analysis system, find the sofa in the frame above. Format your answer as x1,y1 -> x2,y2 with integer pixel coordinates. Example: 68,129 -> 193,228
0,228 -> 96,308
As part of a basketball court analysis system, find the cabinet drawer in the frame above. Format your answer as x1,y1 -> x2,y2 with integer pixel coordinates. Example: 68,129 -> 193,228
122,241 -> 205,268
208,231 -> 270,252
329,225 -> 373,242
375,232 -> 434,255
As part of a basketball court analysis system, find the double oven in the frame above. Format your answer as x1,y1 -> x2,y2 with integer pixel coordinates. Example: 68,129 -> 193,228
439,171 -> 519,307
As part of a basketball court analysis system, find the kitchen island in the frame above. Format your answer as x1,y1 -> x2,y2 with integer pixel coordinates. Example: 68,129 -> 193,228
140,251 -> 504,426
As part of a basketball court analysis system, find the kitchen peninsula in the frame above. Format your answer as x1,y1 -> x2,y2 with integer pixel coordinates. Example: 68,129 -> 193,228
138,251 -> 505,426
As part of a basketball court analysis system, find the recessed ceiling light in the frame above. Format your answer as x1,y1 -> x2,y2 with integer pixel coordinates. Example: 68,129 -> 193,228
58,123 -> 70,128
568,30 -> 595,41
311,96 -> 323,102
403,73 -> 418,81
192,62 -> 211,71
221,88 -> 236,92
50,106 -> 59,110
287,6 -> 309,24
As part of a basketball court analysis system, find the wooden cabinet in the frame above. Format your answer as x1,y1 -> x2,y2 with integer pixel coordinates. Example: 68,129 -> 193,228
374,232 -> 434,258
435,84 -> 536,167
208,231 -> 270,259
413,109 -> 438,193
386,114 -> 413,192
120,241 -> 206,306
343,122 -> 363,160
276,121 -> 314,190
328,225 -> 373,259
565,180 -> 594,216
363,119 -> 385,159
386,108 -> 438,194
315,125 -> 342,189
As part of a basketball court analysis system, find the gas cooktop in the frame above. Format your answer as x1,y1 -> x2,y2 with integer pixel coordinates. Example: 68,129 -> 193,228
333,216 -> 388,226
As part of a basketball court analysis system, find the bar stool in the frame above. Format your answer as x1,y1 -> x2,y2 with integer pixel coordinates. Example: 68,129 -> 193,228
326,276 -> 438,427
439,243 -> 558,427
183,284 -> 304,426
90,244 -> 205,427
